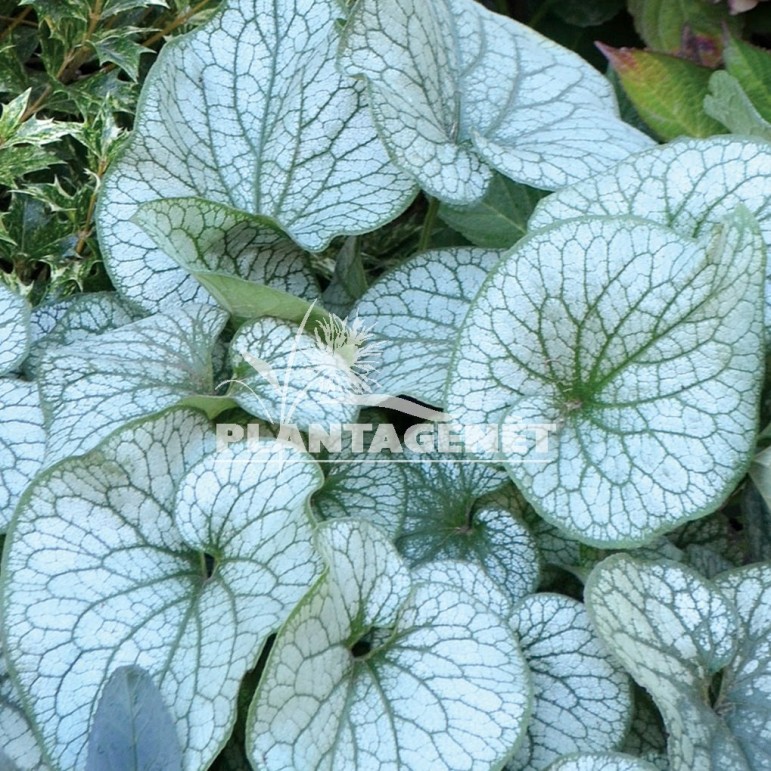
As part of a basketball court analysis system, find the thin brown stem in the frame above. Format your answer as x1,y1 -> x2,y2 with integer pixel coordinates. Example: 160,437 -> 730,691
0,6 -> 32,41
141,0 -> 213,48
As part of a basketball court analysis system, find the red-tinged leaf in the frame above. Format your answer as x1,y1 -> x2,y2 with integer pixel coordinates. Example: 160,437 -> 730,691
599,45 -> 726,140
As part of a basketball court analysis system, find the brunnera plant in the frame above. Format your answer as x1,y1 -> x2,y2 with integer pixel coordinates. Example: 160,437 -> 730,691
0,1 -> 769,770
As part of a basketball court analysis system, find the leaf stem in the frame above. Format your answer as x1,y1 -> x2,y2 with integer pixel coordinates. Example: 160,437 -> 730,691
418,196 -> 440,253
528,1 -> 554,29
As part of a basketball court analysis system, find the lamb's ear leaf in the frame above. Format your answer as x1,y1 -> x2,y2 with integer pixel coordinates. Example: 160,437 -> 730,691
0,638 -> 47,771
529,136 -> 771,331
25,292 -> 142,378
0,380 -> 45,532
585,555 -> 748,771
39,304 -> 228,465
97,0 -> 416,313
354,247 -> 503,407
508,593 -> 632,770
228,316 -> 361,432
338,0 -> 652,204
0,284 -> 30,376
133,198 -> 322,320
438,173 -> 547,249
247,519 -> 531,771
447,212 -> 765,546
713,564 -> 771,767
2,408 -> 324,771
545,753 -> 661,771
85,665 -> 182,771
704,71 -> 771,142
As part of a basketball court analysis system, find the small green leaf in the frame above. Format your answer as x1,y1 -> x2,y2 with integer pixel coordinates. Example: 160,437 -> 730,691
438,173 -> 546,249
0,284 -> 30,376
339,0 -> 652,202
247,519 -> 532,770
39,304 -> 228,465
508,593 -> 632,769
354,247 -> 503,407
600,46 -> 726,140
723,36 -> 771,122
85,666 -> 182,771
3,409 -> 323,770
98,0 -> 417,313
447,212 -> 765,546
704,71 -> 771,142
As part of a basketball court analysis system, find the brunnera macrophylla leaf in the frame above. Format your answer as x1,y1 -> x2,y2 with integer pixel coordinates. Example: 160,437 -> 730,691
0,284 -> 30,376
25,292 -> 142,378
411,558 -> 513,619
0,379 -> 45,531
38,304 -> 227,466
446,212 -> 766,547
585,555 -> 747,771
133,198 -> 321,314
97,0 -> 417,314
85,665 -> 182,771
394,449 -> 540,605
621,690 -> 669,771
2,408 -> 324,771
713,564 -> 771,768
338,0 -> 653,205
353,247 -> 503,407
545,753 -> 660,771
228,315 -> 365,433
507,593 -> 633,771
247,518 -> 532,771
313,459 -> 408,540
0,640 -> 48,771
528,137 -> 771,330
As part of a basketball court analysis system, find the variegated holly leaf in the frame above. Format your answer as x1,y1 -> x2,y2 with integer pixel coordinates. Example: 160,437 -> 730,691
0,379 -> 45,531
354,247 -> 503,407
713,564 -> 771,768
2,409 -> 324,771
529,137 -> 771,330
446,212 -> 765,546
132,198 -> 320,315
38,304 -> 228,465
247,518 -> 532,770
0,284 -> 30,376
228,315 -> 366,433
97,0 -> 416,312
338,0 -> 652,204
586,555 -> 748,771
508,594 -> 632,770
